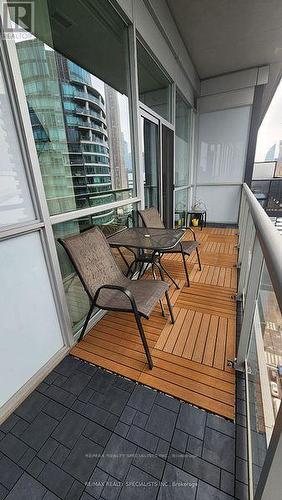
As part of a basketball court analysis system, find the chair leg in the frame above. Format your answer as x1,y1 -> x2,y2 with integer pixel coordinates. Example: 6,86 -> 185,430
157,259 -> 180,290
181,251 -> 190,287
134,312 -> 153,369
165,290 -> 175,324
196,247 -> 202,271
137,261 -> 144,280
117,247 -> 130,270
78,300 -> 96,342
126,258 -> 136,278
151,264 -> 165,317
159,300 -> 166,317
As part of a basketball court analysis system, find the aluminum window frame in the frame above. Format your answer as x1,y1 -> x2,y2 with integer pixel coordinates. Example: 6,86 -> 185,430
3,11 -> 143,344
136,33 -> 174,124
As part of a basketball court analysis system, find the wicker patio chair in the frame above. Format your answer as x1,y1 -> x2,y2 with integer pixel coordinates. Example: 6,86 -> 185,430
138,207 -> 201,287
58,226 -> 175,369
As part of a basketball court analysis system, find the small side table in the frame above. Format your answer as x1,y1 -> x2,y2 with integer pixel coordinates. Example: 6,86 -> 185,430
186,210 -> 207,231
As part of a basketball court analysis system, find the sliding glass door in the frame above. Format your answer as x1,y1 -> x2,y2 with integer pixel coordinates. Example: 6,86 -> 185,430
140,112 -> 160,211
140,108 -> 174,226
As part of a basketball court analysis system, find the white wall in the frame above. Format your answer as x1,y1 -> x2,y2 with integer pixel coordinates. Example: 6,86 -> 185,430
195,68 -> 269,223
253,162 -> 276,179
0,233 -> 64,407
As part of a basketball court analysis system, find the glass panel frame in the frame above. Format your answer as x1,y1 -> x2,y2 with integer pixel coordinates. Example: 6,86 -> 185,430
0,37 -> 38,232
175,90 -> 192,188
12,1 -> 139,221
137,38 -> 172,123
174,188 -> 188,228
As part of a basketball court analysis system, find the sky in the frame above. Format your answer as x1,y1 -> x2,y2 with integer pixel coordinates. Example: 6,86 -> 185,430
255,78 -> 282,161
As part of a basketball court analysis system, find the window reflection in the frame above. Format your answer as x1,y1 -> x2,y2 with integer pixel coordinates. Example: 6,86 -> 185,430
16,38 -> 135,216
137,41 -> 171,122
0,59 -> 35,226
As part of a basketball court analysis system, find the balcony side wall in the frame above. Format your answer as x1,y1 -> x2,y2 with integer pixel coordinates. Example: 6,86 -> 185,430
195,67 -> 269,224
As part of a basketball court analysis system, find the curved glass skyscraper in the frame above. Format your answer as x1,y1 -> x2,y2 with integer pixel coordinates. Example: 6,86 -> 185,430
16,39 -> 117,221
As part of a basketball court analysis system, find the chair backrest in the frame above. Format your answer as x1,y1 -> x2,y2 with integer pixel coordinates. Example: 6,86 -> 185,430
138,207 -> 165,229
59,227 -> 124,298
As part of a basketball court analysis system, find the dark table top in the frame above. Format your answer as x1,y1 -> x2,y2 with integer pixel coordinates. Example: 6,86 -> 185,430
107,227 -> 185,251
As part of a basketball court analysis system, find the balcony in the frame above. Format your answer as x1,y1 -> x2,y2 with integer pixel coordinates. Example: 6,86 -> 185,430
72,225 -> 237,419
1,183 -> 280,500
1,0 -> 282,498
73,89 -> 105,110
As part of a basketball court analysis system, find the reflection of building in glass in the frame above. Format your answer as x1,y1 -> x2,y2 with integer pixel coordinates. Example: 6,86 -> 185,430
16,39 -> 114,221
104,85 -> 128,190
265,144 -> 277,162
275,140 -> 282,177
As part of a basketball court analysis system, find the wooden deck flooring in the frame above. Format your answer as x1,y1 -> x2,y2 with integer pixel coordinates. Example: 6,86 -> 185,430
71,227 -> 238,420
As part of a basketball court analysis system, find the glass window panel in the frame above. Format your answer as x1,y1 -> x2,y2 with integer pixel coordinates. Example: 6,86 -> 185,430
247,263 -> 282,495
257,263 -> 282,423
13,1 -> 135,217
137,41 -> 171,122
0,55 -> 35,227
0,232 -> 63,406
174,189 -> 188,228
175,92 -> 192,187
140,117 -> 160,209
246,324 -> 268,495
53,203 -> 138,331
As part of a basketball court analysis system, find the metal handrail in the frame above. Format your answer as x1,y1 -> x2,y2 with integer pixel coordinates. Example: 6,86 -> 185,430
242,183 -> 282,311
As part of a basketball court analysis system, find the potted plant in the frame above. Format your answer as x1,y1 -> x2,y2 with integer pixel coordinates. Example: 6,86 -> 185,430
191,198 -> 207,227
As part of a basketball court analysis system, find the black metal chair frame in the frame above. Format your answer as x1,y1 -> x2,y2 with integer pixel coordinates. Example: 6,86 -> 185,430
137,209 -> 202,288
58,233 -> 175,370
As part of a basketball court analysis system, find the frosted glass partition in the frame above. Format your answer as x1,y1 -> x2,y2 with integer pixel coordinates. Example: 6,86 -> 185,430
0,60 -> 35,227
196,185 -> 241,223
197,106 -> 251,184
0,232 -> 63,407
175,93 -> 191,187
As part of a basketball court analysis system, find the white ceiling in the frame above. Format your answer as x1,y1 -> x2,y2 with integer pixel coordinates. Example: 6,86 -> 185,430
166,0 -> 282,79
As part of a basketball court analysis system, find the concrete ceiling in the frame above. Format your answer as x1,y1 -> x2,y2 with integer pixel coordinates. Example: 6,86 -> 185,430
166,0 -> 282,79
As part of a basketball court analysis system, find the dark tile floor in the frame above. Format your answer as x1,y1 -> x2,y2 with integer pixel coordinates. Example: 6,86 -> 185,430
0,356 -> 240,500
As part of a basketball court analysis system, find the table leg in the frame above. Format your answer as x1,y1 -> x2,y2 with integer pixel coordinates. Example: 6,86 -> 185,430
151,263 -> 165,317
157,258 -> 180,289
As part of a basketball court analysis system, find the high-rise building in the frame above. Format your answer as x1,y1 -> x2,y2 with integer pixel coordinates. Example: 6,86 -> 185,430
104,85 -> 128,190
16,39 -> 114,220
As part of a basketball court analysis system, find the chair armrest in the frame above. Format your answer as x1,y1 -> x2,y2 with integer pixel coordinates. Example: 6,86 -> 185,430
93,284 -> 138,314
185,226 -> 197,241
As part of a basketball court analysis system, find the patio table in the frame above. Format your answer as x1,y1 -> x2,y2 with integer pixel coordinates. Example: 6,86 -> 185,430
107,226 -> 185,286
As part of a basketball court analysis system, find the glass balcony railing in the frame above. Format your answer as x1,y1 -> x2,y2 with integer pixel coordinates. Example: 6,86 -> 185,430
73,89 -> 104,108
75,107 -> 105,122
236,183 -> 282,498
251,178 -> 282,217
